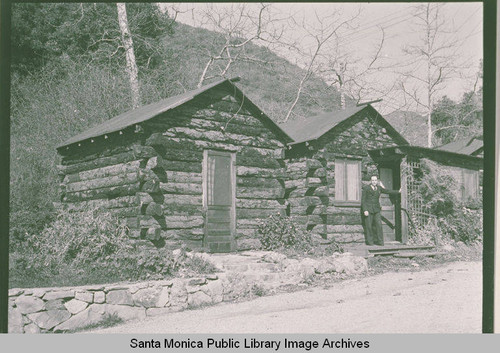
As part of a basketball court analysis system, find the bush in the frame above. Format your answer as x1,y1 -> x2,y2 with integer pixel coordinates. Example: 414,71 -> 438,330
411,160 -> 483,245
408,219 -> 450,247
418,169 -> 458,217
257,214 -> 311,251
440,207 -> 483,244
9,208 -> 55,251
9,208 -> 205,288
257,214 -> 344,257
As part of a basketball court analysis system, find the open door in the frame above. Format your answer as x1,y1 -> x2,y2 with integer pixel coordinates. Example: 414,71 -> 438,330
203,150 -> 236,252
379,167 -> 400,243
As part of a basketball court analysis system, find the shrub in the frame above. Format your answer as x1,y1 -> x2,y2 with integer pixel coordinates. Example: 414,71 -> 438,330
257,214 -> 344,257
418,168 -> 459,217
408,218 -> 450,246
9,208 -> 189,287
9,208 -> 55,251
440,207 -> 483,244
412,159 -> 483,245
257,214 -> 310,251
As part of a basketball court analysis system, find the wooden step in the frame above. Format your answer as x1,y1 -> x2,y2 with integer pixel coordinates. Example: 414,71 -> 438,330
372,250 -> 399,256
393,251 -> 447,259
368,245 -> 435,254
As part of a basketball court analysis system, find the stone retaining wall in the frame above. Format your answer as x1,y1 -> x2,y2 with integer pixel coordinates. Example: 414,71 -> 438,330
8,274 -> 230,333
9,252 -> 368,333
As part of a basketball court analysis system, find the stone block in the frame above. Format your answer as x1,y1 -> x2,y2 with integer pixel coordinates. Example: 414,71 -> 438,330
8,307 -> 23,333
44,299 -> 65,311
205,280 -> 223,304
54,304 -> 107,332
24,323 -> 41,334
132,287 -> 162,308
75,291 -> 94,303
64,299 -> 89,315
43,290 -> 75,301
330,254 -> 368,275
129,283 -> 149,294
315,258 -> 337,274
188,278 -> 207,286
156,287 -> 170,308
169,280 -> 188,308
15,296 -> 45,314
32,289 -> 47,298
106,289 -> 133,306
187,291 -> 212,308
9,289 -> 24,297
94,291 -> 105,304
27,310 -> 71,330
104,304 -> 146,322
82,285 -> 105,291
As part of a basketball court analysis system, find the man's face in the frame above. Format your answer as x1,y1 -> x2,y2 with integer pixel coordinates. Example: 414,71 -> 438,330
370,176 -> 378,186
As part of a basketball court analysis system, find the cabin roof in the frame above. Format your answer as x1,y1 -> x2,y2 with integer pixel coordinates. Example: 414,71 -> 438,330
57,78 -> 293,150
368,145 -> 483,170
434,137 -> 483,156
279,104 -> 408,146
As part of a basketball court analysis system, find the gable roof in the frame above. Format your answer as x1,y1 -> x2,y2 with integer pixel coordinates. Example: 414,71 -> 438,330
434,137 -> 483,156
57,78 -> 293,149
279,104 -> 409,146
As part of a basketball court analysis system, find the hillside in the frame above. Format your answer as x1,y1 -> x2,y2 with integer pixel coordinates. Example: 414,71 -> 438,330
150,22 -> 350,121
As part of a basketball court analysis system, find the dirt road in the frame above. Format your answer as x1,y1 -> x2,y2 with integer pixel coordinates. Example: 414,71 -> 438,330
92,261 -> 482,334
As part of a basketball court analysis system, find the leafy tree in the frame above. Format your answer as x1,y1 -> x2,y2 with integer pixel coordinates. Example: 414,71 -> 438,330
11,3 -> 174,76
431,90 -> 482,145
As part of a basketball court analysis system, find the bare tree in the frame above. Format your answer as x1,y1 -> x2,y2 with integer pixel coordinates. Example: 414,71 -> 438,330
281,8 -> 391,122
398,3 -> 469,147
117,3 -> 141,109
194,3 -> 288,88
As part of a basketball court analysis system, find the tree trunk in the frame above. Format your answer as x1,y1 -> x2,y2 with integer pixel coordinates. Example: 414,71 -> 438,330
117,3 -> 141,109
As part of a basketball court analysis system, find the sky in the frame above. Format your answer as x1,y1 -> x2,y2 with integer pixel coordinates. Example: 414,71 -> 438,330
161,2 -> 483,114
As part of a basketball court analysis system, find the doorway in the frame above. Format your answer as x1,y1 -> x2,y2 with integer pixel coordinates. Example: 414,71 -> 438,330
203,150 -> 236,252
379,166 -> 402,243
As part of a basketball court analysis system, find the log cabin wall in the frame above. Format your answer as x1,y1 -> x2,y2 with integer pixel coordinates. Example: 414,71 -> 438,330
285,109 -> 402,244
284,157 -> 328,238
57,86 -> 287,252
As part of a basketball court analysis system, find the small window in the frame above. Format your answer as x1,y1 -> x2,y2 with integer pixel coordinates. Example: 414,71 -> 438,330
335,159 -> 361,205
462,169 -> 479,201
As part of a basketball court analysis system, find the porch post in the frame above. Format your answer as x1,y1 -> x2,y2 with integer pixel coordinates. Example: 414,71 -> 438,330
400,157 -> 409,244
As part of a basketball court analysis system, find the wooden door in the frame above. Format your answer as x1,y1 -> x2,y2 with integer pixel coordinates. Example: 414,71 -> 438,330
379,167 -> 396,242
203,150 -> 236,252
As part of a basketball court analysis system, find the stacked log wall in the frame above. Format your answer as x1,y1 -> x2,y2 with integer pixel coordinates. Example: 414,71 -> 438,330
285,111 -> 402,244
57,141 -> 158,247
141,89 -> 286,250
284,157 -> 328,238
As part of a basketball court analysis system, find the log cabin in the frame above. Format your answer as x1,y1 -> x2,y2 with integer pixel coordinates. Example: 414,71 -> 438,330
280,108 -> 483,246
56,78 -> 292,252
279,104 -> 410,245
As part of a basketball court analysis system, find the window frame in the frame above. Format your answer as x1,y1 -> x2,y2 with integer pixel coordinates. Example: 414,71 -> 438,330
461,168 -> 479,201
334,158 -> 362,206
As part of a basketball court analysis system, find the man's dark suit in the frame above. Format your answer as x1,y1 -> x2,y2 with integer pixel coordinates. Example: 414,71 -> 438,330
361,184 -> 399,246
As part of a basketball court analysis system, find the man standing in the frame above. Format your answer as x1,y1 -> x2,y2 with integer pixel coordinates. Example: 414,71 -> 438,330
361,175 -> 400,246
